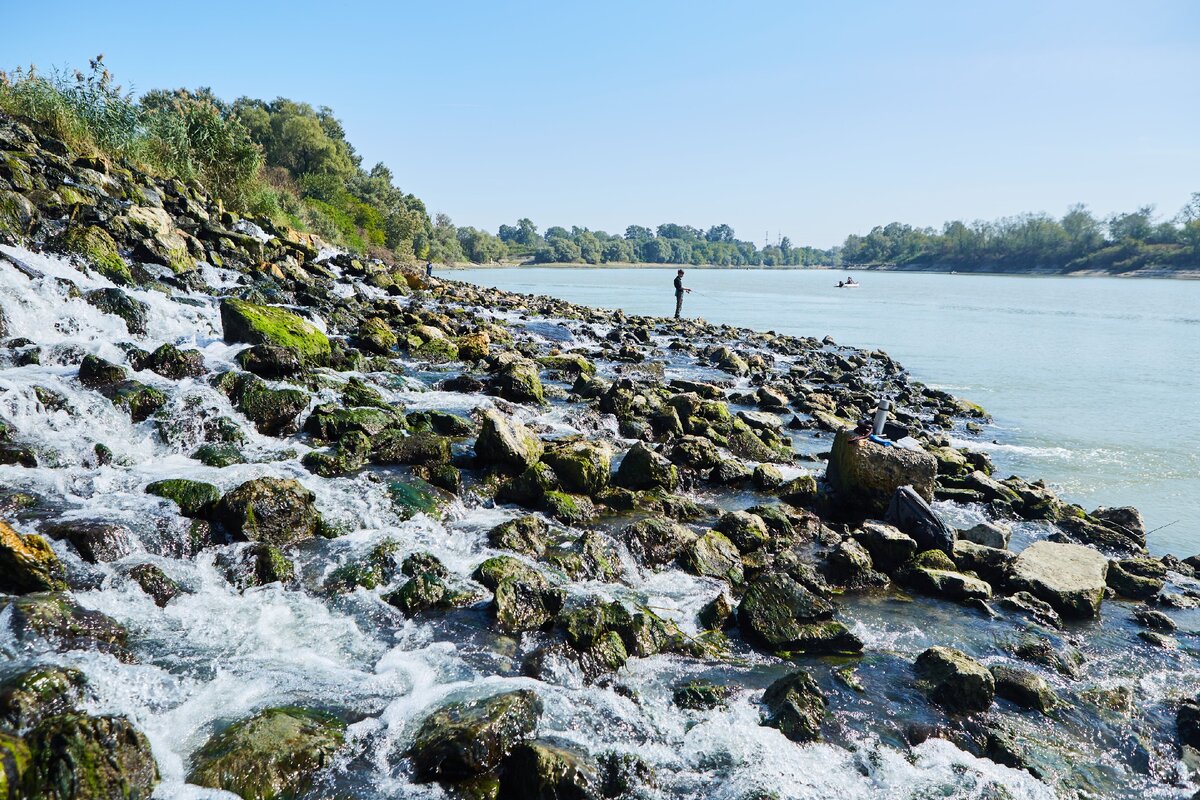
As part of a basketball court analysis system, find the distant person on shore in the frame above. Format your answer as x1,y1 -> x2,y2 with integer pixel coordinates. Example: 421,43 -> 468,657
425,261 -> 433,279
674,269 -> 691,318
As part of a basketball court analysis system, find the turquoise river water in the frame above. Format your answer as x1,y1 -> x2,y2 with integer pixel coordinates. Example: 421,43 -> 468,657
454,267 -> 1200,557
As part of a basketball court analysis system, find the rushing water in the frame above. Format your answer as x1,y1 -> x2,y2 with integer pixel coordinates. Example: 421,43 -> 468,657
2,246 -> 1199,800
454,267 -> 1200,557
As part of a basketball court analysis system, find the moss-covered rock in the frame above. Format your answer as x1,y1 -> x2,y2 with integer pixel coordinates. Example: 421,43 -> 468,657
145,478 -> 220,518
714,510 -> 770,552
621,517 -> 696,568
914,646 -> 995,713
220,298 -> 331,364
738,572 -> 862,655
541,531 -> 622,583
488,515 -> 550,558
473,556 -> 546,591
60,224 -> 132,284
409,690 -> 543,781
681,530 -> 743,584
990,665 -> 1056,713
761,670 -> 826,743
0,666 -> 86,731
326,540 -> 400,592
673,680 -> 733,711
0,520 -> 68,594
371,430 -> 451,466
539,491 -> 596,526
498,740 -> 600,800
25,713 -> 158,800
135,343 -> 206,380
84,288 -> 149,336
235,344 -> 302,379
490,358 -> 545,405
456,331 -> 492,362
388,479 -> 450,521
127,563 -> 182,607
614,443 -> 678,492
0,729 -> 30,798
192,443 -> 246,467
0,593 -> 128,658
188,707 -> 345,800
353,316 -> 397,355
475,409 -> 543,472
492,578 -> 566,633
213,477 -> 321,547
541,441 -> 613,496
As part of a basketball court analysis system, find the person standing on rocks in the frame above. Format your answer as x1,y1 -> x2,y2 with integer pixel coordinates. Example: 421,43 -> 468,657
674,269 -> 691,318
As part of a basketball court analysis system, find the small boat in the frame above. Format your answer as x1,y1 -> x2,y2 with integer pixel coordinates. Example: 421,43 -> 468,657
836,280 -> 860,288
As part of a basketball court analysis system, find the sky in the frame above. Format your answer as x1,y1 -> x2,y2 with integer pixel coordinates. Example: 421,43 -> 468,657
2,1 -> 1197,247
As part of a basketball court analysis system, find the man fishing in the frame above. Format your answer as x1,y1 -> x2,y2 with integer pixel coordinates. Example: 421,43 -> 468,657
673,269 -> 691,318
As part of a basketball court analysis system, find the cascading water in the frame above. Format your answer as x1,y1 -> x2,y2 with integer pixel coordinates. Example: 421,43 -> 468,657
0,243 -> 1196,800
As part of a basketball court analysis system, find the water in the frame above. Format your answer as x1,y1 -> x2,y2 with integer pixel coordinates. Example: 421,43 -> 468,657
2,246 -> 1198,800
454,267 -> 1200,557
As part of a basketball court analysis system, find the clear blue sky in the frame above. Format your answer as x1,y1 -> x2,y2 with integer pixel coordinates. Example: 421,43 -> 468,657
3,1 -> 1197,247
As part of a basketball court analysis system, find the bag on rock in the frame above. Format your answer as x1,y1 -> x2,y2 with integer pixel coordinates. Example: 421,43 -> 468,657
885,485 -> 955,554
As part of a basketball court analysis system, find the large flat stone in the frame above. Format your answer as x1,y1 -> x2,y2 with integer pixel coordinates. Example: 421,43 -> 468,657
1006,541 -> 1108,619
826,428 -> 937,516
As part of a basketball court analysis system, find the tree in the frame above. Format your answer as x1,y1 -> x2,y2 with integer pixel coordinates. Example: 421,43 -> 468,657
705,224 -> 735,243
1108,206 -> 1155,242
577,231 -> 602,264
624,225 -> 654,241
601,239 -> 633,263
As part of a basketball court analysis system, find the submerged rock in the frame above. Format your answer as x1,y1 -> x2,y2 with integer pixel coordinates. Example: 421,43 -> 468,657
409,689 -> 542,781
1,593 -> 128,658
498,739 -> 600,800
188,707 -> 345,800
990,665 -> 1056,713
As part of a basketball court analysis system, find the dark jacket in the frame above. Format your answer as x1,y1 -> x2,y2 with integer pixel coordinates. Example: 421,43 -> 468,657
673,275 -> 683,295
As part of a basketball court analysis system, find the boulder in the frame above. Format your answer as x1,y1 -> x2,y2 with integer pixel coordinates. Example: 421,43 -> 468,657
0,729 -> 29,797
499,740 -> 600,800
952,540 -> 1016,587
897,550 -> 992,602
1,593 -> 128,657
713,510 -> 770,552
621,517 -> 696,568
1105,557 -> 1166,600
40,520 -> 133,563
213,477 -> 322,547
614,443 -> 678,492
235,343 -> 302,378
409,690 -> 542,781
127,563 -> 182,607
84,288 -> 149,336
1006,541 -> 1108,619
672,680 -> 733,711
738,572 -> 862,654
136,343 -> 206,380
188,707 -> 345,800
475,409 -> 544,472
490,358 -> 545,405
990,665 -> 1056,713
0,666 -> 86,731
488,515 -> 550,558
825,428 -> 937,515
145,478 -> 220,518
220,298 -> 330,363
0,520 -> 67,594
681,531 -> 743,584
541,441 -> 613,496
958,521 -> 1011,550
914,646 -> 994,713
761,669 -> 826,743
852,521 -> 917,572
26,714 -> 159,799
492,579 -> 565,633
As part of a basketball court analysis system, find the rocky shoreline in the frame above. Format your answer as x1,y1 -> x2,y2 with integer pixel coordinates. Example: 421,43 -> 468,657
1,110 -> 1199,799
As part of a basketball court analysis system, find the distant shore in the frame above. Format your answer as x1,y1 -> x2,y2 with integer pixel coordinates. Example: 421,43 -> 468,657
435,261 -> 1200,279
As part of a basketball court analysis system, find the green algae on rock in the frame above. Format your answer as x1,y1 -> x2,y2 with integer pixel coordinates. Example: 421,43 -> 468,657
220,298 -> 331,363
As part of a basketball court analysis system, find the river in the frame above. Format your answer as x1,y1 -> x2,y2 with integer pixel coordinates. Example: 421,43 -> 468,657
454,267 -> 1200,557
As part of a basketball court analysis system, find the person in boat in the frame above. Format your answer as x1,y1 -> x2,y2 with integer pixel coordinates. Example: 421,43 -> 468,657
837,280 -> 844,287
845,275 -> 857,285
674,269 -> 691,318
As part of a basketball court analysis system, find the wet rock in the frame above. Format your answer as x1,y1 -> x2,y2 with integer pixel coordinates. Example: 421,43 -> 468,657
474,556 -> 546,591
135,342 -> 205,379
709,458 -> 753,485
77,354 -> 126,389
213,477 -> 321,547
714,510 -> 770,553
778,474 -> 819,507
2,593 -> 128,660
373,430 -> 452,466
41,520 -> 134,564
353,316 -> 397,354
84,288 -> 149,335
1091,505 -> 1146,546
620,517 -> 696,568
1106,557 -> 1166,600
698,592 -> 736,630
188,707 -> 345,799
1011,634 -> 1083,679
214,371 -> 308,436
539,491 -> 597,526
681,530 -> 743,584
491,576 -> 564,632
220,298 -> 331,364
738,572 -> 862,654
145,478 -> 220,518
127,563 -> 181,607
914,647 -> 994,713
826,537 -> 886,588
0,520 -> 67,593
26,713 -> 159,799
825,428 -> 937,515
0,666 -> 86,731
673,680 -> 733,711
897,549 -> 992,602
958,520 -> 1011,549
499,739 -> 600,800
326,540 -> 400,592
490,357 -> 545,405
990,665 -> 1056,712
542,440 -> 613,496
488,515 -> 550,558
387,572 -> 457,616
1006,541 -> 1108,619
752,463 -> 784,491
0,728 -> 27,797
235,343 -> 302,378
996,591 -> 1062,629
597,751 -> 656,799
1133,607 -> 1175,632
613,443 -> 678,492
667,435 -> 723,471
475,409 -> 544,472
1138,630 -> 1176,648
1179,697 -> 1200,751
409,689 -> 542,781
542,531 -> 622,582
761,669 -> 826,743
851,521 -> 917,572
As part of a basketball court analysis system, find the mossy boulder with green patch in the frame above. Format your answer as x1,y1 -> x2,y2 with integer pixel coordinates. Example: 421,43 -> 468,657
85,288 -> 149,336
0,666 -> 86,731
914,646 -> 995,713
537,353 -> 596,377
738,572 -> 862,655
0,729 -> 30,798
371,430 -> 452,466
614,443 -> 678,492
60,224 -> 131,285
326,540 -> 400,592
214,372 -> 309,436
145,478 -> 220,518
187,707 -> 345,800
473,556 -> 547,591
488,515 -> 550,558
538,491 -> 596,526
541,441 -> 613,496
0,520 -> 68,594
108,381 -> 168,423
220,298 -> 331,364
475,409 -> 543,472
673,680 -> 733,711
127,563 -> 182,607
761,670 -> 826,743
25,713 -> 158,800
489,358 -> 545,405
388,479 -> 450,520
541,531 -> 622,582
492,578 -> 566,633
134,343 -> 206,380
409,690 -> 543,781
620,517 -> 696,568
386,572 -> 481,617
353,316 -> 397,355
0,593 -> 129,658
681,530 -> 743,584
213,477 -> 322,547
498,740 -> 600,800
714,510 -> 770,553
192,443 -> 246,467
